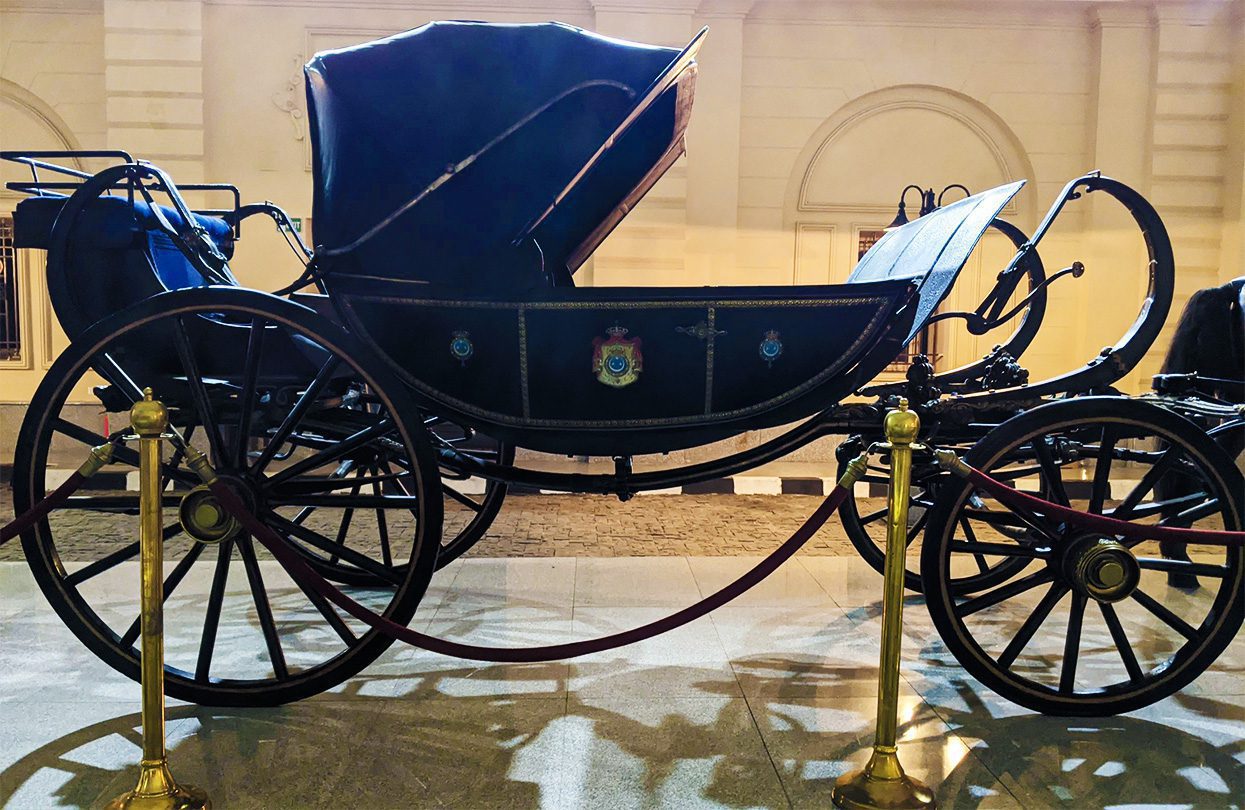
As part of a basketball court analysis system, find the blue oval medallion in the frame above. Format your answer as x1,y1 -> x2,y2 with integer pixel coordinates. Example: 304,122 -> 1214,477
759,330 -> 783,367
450,331 -> 474,365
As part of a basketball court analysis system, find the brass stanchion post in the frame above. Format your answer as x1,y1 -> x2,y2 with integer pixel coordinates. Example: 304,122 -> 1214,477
107,388 -> 210,810
832,398 -> 935,810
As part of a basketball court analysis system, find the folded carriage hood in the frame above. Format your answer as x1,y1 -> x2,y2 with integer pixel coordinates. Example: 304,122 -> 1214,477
304,21 -> 690,289
847,180 -> 1025,344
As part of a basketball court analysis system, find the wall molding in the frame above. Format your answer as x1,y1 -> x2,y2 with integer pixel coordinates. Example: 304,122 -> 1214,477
0,80 -> 84,202
783,84 -> 1036,229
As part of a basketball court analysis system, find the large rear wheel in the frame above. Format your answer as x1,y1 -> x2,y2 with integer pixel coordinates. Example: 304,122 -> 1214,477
12,287 -> 443,706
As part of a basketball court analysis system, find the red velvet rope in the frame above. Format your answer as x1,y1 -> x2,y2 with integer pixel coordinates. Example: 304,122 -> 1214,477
964,466 -> 1245,547
208,479 -> 850,663
0,472 -> 87,546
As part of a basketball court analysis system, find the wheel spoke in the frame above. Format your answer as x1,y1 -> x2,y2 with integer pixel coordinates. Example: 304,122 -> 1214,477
442,484 -> 484,513
948,540 -> 1048,559
237,536 -> 289,680
95,352 -> 146,403
372,469 -> 394,567
64,494 -> 181,512
956,569 -> 1055,617
1109,492 -> 1204,522
1059,593 -> 1087,693
1099,602 -> 1144,683
65,541 -> 140,586
266,512 -> 403,586
1131,588 -> 1200,641
1111,446 -> 1182,521
996,583 -> 1068,669
119,543 -> 205,648
250,356 -> 342,474
269,494 -> 421,510
1032,436 -> 1070,506
1088,426 -> 1118,514
1135,557 -> 1228,578
171,315 -> 227,465
959,518 -> 991,572
327,481 -> 362,566
905,510 -> 929,547
1160,497 -> 1220,527
265,418 -> 394,487
196,538 -> 234,681
53,419 -> 198,487
234,318 -> 266,468
382,460 -> 421,521
289,571 -> 358,646
858,507 -> 888,525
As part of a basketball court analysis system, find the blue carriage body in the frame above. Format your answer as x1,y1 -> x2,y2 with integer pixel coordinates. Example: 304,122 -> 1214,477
7,21 -> 1022,456
300,21 -> 1022,454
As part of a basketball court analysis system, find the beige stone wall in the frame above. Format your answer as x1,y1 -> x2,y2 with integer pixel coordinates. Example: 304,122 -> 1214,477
1,0 -> 1243,438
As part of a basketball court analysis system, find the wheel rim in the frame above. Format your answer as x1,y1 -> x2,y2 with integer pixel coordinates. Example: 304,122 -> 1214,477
13,288 -> 442,706
840,443 -> 1030,594
425,418 -> 513,567
923,400 -> 1245,714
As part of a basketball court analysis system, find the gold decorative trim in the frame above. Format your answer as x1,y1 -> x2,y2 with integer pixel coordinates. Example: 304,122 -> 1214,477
339,292 -> 902,430
517,306 -> 530,419
344,293 -> 891,310
704,306 -> 716,414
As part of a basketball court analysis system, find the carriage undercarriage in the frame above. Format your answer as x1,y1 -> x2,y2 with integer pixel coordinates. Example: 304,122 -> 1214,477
2,20 -> 1242,720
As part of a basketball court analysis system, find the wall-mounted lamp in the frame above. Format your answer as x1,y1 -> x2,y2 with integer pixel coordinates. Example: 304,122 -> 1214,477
885,183 -> 972,230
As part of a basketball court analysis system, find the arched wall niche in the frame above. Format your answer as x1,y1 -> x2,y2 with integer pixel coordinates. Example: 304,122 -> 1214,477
783,85 -> 1038,371
0,80 -> 85,388
0,80 -> 84,206
784,84 -> 1036,232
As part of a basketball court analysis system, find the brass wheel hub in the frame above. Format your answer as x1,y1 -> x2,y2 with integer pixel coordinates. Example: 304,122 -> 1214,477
178,475 -> 254,545
1061,534 -> 1140,603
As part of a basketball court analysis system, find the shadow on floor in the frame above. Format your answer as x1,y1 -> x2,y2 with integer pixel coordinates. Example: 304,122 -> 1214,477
1,658 -> 1241,809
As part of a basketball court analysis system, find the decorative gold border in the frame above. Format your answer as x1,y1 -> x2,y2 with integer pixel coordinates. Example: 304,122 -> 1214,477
339,291 -> 902,430
344,293 -> 891,311
703,306 -> 716,415
517,306 -> 530,419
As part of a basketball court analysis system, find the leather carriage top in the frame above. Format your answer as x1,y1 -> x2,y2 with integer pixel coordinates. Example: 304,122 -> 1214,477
304,21 -> 699,290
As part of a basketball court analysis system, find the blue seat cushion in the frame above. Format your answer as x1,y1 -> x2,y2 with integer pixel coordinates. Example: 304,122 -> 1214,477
13,195 -> 234,258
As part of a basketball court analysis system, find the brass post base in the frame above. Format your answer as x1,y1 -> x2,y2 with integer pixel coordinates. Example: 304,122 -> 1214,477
831,747 -> 935,810
105,758 -> 211,810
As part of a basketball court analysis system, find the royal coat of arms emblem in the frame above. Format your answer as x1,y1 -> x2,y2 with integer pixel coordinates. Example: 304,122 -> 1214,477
592,325 -> 643,388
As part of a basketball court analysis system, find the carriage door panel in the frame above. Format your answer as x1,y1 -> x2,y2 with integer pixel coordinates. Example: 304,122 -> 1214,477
523,304 -> 709,422
710,299 -> 890,413
340,298 -> 525,420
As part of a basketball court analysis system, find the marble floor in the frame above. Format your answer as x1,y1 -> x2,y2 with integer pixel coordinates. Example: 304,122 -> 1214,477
0,555 -> 1241,809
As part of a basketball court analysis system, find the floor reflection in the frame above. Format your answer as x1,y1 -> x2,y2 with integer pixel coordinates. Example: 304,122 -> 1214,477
1,655 -> 1241,809
2,555 -> 1241,808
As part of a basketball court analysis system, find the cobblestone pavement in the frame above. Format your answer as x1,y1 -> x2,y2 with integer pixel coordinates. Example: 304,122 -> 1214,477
0,488 -> 867,561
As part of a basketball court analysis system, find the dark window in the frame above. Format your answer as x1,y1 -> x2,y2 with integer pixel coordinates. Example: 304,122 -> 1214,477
0,217 -> 19,361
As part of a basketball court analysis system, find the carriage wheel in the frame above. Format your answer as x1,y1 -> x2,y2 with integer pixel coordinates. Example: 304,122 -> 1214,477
921,397 -> 1245,715
12,287 -> 442,706
838,440 -> 1031,594
424,422 -> 513,567
291,412 -> 511,585
838,443 -> 940,592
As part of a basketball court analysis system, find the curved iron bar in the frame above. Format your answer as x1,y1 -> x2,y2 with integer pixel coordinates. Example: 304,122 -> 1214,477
936,173 -> 1174,405
862,216 -> 1049,396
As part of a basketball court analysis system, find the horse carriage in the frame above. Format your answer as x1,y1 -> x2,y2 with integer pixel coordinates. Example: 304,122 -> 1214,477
3,21 -> 1241,718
